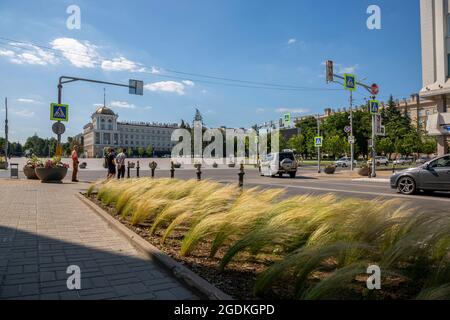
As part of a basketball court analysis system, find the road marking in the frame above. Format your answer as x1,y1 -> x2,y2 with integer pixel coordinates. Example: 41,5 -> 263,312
250,182 -> 450,203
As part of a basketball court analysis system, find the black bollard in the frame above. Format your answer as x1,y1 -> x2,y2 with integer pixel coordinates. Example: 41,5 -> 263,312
238,163 -> 245,188
196,164 -> 202,181
136,161 -> 140,178
170,161 -> 175,179
127,161 -> 131,179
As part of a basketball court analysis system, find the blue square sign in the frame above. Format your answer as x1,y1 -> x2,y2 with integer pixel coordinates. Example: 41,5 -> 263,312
370,100 -> 380,115
50,103 -> 69,122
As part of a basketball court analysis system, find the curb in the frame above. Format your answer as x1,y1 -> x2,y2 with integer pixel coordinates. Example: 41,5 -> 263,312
352,178 -> 390,183
76,193 -> 232,301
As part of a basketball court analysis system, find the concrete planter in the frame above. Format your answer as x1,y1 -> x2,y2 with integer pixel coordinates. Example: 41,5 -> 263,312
358,167 -> 370,177
35,167 -> 68,183
324,166 -> 336,174
23,166 -> 39,180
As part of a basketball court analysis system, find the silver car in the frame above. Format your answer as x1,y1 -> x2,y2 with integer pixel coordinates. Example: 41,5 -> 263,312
390,154 -> 450,195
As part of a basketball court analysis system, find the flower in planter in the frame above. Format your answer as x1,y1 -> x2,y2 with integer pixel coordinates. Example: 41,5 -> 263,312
43,156 -> 69,169
25,155 -> 44,169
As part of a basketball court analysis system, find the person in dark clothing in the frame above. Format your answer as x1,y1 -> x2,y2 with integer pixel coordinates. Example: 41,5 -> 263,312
106,148 -> 116,179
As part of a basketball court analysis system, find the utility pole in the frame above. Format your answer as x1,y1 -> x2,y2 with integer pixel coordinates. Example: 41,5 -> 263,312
4,98 -> 8,168
317,114 -> 321,174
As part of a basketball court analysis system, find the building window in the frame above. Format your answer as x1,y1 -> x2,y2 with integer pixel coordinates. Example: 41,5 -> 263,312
447,15 -> 450,37
448,54 -> 450,78
95,133 -> 100,144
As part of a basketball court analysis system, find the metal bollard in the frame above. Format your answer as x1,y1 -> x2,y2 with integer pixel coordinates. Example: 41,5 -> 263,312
196,164 -> 202,181
136,161 -> 140,178
170,161 -> 175,179
238,163 -> 245,188
127,161 -> 131,179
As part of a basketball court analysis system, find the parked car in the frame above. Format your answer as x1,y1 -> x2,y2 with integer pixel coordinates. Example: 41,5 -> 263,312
367,156 -> 389,166
260,150 -> 298,178
393,156 -> 414,166
416,156 -> 432,164
335,157 -> 357,168
390,154 -> 450,195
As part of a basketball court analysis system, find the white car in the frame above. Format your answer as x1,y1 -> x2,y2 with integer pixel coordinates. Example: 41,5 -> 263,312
334,157 -> 357,168
367,156 -> 389,166
260,151 -> 298,178
393,157 -> 414,166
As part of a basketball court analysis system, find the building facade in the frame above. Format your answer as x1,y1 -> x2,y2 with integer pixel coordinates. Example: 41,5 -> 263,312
83,106 -> 178,158
420,0 -> 450,155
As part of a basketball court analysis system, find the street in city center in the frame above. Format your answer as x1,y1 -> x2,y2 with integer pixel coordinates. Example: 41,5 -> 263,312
2,0 -> 450,314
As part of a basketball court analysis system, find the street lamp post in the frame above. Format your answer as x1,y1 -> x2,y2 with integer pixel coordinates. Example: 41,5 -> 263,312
55,76 -> 143,155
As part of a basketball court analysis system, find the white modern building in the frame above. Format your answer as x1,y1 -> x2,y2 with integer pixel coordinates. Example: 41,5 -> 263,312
420,0 -> 450,155
83,106 -> 178,158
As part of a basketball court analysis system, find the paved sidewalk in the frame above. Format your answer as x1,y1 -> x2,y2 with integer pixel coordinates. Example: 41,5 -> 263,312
0,180 -> 198,300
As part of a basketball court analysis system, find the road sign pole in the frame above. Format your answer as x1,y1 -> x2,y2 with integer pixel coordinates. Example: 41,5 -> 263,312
4,98 -> 8,168
371,103 -> 377,178
317,114 -> 321,174
349,91 -> 354,171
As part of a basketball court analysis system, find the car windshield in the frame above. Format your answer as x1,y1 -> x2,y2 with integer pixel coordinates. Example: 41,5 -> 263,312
279,153 -> 295,161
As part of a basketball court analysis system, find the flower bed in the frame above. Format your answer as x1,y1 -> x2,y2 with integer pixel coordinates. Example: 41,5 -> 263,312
86,178 -> 450,300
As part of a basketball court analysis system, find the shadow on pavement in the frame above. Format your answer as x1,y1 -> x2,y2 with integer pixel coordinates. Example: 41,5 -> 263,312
0,226 -> 197,300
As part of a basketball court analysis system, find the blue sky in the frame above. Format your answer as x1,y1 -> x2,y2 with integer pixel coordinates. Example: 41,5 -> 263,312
0,0 -> 421,143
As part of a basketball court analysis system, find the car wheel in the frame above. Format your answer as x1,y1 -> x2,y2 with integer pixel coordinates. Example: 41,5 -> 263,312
278,173 -> 283,178
397,176 -> 416,195
289,172 -> 296,179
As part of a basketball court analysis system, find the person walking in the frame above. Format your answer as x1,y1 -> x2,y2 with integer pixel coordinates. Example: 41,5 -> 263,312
116,148 -> 127,179
106,148 -> 117,179
71,145 -> 79,182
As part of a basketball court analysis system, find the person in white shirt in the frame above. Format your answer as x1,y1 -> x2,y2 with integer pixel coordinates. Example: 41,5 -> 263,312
116,148 -> 127,179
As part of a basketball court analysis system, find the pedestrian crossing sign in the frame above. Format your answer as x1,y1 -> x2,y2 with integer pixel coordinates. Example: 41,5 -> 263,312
370,100 -> 380,115
344,74 -> 356,91
315,136 -> 323,147
50,103 -> 69,122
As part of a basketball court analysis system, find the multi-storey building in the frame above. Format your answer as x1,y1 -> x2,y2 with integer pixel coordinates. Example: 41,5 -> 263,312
419,0 -> 450,155
83,106 -> 178,158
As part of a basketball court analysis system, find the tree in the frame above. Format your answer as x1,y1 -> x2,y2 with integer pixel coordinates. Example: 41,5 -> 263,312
138,147 -> 146,158
376,137 -> 395,159
323,135 -> 348,159
146,145 -> 154,157
421,137 -> 437,155
296,117 -> 318,159
287,134 -> 305,155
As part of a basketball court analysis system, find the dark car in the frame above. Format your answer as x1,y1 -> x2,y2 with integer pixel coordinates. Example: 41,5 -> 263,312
390,154 -> 450,195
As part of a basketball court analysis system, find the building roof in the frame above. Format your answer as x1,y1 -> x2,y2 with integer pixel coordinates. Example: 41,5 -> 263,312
94,106 -> 116,116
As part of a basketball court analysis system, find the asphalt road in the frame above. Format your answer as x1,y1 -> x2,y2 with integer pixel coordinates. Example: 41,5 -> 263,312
2,167 -> 450,213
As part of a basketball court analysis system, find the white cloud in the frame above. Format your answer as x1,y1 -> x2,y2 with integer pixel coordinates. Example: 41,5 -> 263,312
275,108 -> 309,114
150,66 -> 162,74
51,37 -> 99,68
17,98 -> 41,104
15,109 -> 35,117
182,80 -> 195,87
144,81 -> 188,95
0,49 -> 15,57
110,100 -> 136,109
101,57 -> 146,72
287,38 -> 297,45
143,106 -> 153,110
1,43 -> 58,66
256,108 -> 265,113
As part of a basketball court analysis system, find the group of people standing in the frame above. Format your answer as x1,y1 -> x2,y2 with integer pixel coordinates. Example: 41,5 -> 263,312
70,146 -> 128,182
105,148 -> 127,179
